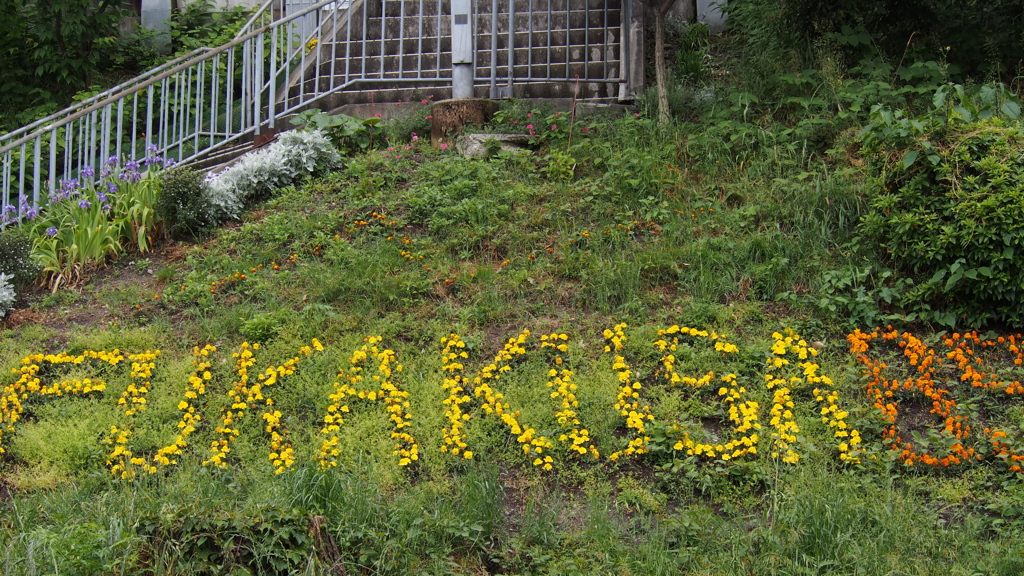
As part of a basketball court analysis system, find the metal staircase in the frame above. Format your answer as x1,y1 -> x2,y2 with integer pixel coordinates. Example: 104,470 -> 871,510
1,0 -> 634,224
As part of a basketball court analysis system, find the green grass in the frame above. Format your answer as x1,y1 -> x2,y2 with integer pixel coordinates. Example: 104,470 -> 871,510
4,70 -> 1024,574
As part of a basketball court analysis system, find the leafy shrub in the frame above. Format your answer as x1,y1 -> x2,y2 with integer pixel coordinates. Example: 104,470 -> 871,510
289,109 -> 382,154
782,265 -> 911,329
168,0 -> 250,55
727,0 -> 1024,81
860,119 -> 1024,327
0,272 -> 14,318
156,167 -> 216,239
206,130 -> 341,222
0,225 -> 40,288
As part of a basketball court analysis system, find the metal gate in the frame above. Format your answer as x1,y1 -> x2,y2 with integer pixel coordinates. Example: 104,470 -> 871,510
287,0 -> 629,105
476,0 -> 625,99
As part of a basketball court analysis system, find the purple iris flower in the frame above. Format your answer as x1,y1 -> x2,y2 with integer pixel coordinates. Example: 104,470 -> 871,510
78,199 -> 91,209
46,226 -> 58,236
119,170 -> 142,183
107,182 -> 118,194
81,165 -> 95,179
144,144 -> 163,166
106,155 -> 119,166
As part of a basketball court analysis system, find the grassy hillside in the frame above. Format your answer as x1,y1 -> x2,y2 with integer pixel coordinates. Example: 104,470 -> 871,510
3,69 -> 1024,575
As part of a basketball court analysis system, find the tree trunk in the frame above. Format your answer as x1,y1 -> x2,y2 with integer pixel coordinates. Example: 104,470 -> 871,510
655,0 -> 676,126
680,0 -> 696,22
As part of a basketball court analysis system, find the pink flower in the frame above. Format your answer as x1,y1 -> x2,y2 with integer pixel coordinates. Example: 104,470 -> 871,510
554,112 -> 561,117
426,115 -> 433,119
375,113 -> 382,117
421,99 -> 428,104
429,94 -> 434,98
527,113 -> 533,117
526,124 -> 533,130
634,113 -> 640,117
412,135 -> 419,141
396,155 -> 401,159
582,127 -> 589,133
513,121 -> 519,124
404,145 -> 411,150
529,130 -> 536,135
440,143 -> 448,150
551,125 -> 557,130
388,147 -> 394,151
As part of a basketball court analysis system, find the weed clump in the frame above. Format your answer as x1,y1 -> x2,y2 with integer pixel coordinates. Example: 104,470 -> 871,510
0,225 -> 39,288
156,167 -> 216,240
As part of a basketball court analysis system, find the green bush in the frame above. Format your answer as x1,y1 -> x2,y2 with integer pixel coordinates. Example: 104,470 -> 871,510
727,0 -> 1024,81
0,225 -> 40,288
156,167 -> 216,240
860,119 -> 1024,327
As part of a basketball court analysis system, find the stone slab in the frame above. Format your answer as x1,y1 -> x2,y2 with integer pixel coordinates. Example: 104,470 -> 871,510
456,133 -> 534,158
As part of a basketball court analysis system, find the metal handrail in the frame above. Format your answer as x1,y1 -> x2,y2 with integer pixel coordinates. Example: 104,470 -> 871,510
0,48 -> 214,145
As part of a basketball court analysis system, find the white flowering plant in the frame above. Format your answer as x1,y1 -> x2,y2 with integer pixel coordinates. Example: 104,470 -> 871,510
0,272 -> 15,320
205,130 -> 341,222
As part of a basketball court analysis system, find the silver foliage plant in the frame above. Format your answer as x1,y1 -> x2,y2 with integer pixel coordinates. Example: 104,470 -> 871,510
205,130 -> 342,222
0,273 -> 14,320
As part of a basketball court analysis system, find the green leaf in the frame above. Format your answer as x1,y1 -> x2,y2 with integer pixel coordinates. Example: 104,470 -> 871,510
953,105 -> 973,122
945,271 -> 962,292
1001,100 -> 1021,119
902,149 -> 919,169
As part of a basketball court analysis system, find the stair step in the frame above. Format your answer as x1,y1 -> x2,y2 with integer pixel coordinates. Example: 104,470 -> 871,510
189,140 -> 256,173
